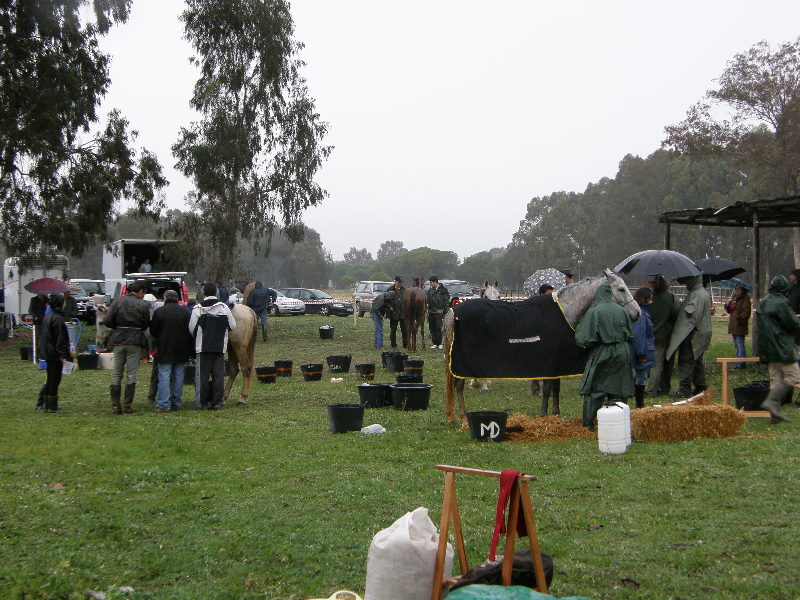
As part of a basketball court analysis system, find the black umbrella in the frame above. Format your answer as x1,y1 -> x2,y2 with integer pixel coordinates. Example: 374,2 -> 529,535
695,258 -> 745,282
614,249 -> 701,279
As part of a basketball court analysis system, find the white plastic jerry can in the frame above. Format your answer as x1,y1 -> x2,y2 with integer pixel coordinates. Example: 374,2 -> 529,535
598,402 -> 627,454
616,401 -> 631,446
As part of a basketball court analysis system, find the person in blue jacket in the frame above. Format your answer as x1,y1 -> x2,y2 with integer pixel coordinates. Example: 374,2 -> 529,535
630,287 -> 656,408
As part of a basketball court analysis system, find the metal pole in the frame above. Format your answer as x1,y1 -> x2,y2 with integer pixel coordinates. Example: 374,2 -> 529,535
753,214 -> 761,305
665,223 -> 671,250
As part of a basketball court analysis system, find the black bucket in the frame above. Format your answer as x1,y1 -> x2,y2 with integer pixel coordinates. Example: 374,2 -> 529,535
76,353 -> 99,370
381,351 -> 391,368
20,346 -> 33,361
385,350 -> 408,372
403,359 -> 424,377
327,403 -> 364,433
275,360 -> 293,377
466,411 -> 509,442
396,374 -> 422,384
256,365 -> 277,383
0,327 -> 9,342
319,325 -> 334,339
390,383 -> 433,411
355,363 -> 376,380
357,383 -> 394,408
733,381 -> 769,410
326,354 -> 352,374
184,364 -> 196,385
301,363 -> 323,382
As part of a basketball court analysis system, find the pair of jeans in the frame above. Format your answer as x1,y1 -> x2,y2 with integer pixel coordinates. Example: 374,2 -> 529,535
256,309 -> 268,341
732,334 -> 746,368
371,311 -> 384,348
634,368 -> 649,387
112,344 -> 142,385
157,362 -> 185,410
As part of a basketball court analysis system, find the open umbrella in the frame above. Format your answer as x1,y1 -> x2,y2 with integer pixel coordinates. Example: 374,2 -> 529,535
695,258 -> 745,282
614,249 -> 701,280
24,277 -> 70,295
523,268 -> 566,296
718,278 -> 751,291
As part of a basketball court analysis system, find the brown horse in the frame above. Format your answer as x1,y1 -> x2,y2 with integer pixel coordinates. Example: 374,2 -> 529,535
402,277 -> 427,352
223,303 -> 258,405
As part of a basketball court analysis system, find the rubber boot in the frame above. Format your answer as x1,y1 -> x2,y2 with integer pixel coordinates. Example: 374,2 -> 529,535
761,382 -> 791,423
45,395 -> 64,413
123,384 -> 136,414
110,384 -> 122,415
634,385 -> 646,408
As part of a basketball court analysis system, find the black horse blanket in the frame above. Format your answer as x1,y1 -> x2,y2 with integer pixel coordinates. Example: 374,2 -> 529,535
449,296 -> 589,380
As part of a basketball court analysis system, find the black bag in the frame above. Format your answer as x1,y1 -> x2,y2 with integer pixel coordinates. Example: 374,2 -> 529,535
449,547 -> 553,591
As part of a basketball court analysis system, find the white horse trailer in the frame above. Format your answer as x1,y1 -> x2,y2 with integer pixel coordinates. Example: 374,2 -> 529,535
3,255 -> 70,321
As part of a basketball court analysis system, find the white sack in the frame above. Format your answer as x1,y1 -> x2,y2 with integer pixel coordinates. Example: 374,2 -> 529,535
364,507 -> 453,600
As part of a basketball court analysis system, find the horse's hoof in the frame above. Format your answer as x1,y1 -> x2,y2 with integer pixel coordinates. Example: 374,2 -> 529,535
236,400 -> 246,406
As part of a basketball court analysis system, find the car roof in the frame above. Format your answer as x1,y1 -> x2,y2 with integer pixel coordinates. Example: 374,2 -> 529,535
358,280 -> 394,284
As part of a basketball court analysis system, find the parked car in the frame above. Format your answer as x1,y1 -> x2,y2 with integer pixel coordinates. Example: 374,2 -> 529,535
352,280 -> 394,316
279,288 -> 353,316
69,279 -> 107,322
119,272 -> 189,305
269,290 -> 305,316
422,279 -> 480,306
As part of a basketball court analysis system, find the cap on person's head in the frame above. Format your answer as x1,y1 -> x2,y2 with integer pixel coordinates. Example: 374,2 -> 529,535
429,276 -> 438,283
203,282 -> 217,298
128,281 -> 145,294
559,269 -> 574,278
538,284 -> 554,295
394,275 -> 403,283
164,289 -> 179,302
48,293 -> 65,310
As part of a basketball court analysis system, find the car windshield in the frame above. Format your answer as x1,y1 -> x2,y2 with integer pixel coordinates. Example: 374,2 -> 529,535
312,290 -> 333,299
446,283 -> 473,296
129,279 -> 183,301
373,283 -> 392,292
275,290 -> 286,297
76,282 -> 104,296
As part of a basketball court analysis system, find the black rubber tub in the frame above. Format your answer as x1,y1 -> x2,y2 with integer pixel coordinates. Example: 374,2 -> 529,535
390,383 -> 433,411
76,353 -> 99,370
466,411 -> 509,442
403,359 -> 424,378
327,403 -> 364,433
396,374 -> 422,384
357,383 -> 394,408
274,360 -> 293,377
300,363 -> 323,382
326,354 -> 352,374
384,350 -> 408,372
256,365 -> 277,383
355,363 -> 376,380
319,325 -> 334,339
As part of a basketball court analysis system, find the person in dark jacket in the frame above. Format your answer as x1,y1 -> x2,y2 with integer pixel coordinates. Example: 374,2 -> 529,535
190,283 -> 236,409
426,276 -> 450,349
150,290 -> 193,412
756,275 -> 800,423
645,275 -> 678,397
370,291 -> 391,349
216,281 -> 230,304
575,283 -> 634,429
37,293 -> 70,413
724,284 -> 752,369
630,287 -> 656,408
28,293 -> 47,325
102,281 -> 150,414
62,289 -> 78,321
387,276 -> 407,348
246,281 -> 276,342
787,269 -> 800,314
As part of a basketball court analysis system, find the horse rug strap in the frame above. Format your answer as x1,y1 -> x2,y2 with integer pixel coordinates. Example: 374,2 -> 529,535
450,296 -> 588,379
488,469 -> 527,562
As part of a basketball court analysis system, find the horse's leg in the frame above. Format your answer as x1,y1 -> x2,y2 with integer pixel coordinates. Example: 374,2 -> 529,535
552,379 -> 561,416
457,379 -> 468,428
232,336 -> 253,405
469,379 -> 480,389
224,360 -> 239,406
540,380 -> 550,417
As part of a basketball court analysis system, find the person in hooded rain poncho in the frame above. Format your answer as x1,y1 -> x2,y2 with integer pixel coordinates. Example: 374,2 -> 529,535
574,282 -> 634,430
756,275 -> 800,423
666,275 -> 712,398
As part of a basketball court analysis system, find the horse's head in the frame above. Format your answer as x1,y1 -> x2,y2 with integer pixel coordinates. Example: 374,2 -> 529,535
603,268 -> 640,322
481,280 -> 501,300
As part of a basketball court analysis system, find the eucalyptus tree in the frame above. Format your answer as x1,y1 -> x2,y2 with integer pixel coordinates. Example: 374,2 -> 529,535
172,0 -> 331,275
0,0 -> 166,257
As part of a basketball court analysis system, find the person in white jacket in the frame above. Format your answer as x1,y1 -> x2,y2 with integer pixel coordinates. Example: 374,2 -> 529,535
189,283 -> 236,409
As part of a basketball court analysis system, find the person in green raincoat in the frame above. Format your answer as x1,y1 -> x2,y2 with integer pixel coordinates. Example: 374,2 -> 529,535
575,282 -> 634,430
666,275 -> 712,398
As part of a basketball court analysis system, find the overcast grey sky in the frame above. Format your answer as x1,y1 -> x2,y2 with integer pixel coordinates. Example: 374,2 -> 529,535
98,1 -> 800,261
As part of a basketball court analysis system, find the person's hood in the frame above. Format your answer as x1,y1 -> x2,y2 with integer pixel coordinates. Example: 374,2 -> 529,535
682,275 -> 701,291
48,293 -> 65,311
769,275 -> 790,296
790,269 -> 800,283
254,282 -> 264,289
594,282 -> 614,304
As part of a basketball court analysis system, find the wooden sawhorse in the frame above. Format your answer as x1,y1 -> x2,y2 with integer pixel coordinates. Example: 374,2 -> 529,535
430,465 -> 547,600
716,356 -> 770,418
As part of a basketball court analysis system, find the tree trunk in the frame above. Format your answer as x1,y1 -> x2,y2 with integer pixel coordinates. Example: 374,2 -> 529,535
794,228 -> 800,268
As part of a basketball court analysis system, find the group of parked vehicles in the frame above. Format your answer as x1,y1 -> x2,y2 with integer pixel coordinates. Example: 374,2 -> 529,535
351,279 -> 480,316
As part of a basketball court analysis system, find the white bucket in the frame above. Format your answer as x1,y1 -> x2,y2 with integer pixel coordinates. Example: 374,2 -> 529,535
98,352 -> 115,370
598,403 -> 627,454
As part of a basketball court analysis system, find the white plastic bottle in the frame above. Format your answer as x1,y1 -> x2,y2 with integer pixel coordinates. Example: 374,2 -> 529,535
616,401 -> 631,446
598,402 -> 627,454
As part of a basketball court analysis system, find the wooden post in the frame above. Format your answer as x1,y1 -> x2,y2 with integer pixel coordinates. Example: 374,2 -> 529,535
753,213 -> 761,305
665,222 -> 671,250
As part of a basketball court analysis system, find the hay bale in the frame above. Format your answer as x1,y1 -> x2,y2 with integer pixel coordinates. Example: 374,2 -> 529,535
506,413 -> 596,443
630,401 -> 746,442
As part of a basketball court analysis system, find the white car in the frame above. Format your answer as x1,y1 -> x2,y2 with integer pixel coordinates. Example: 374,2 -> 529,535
270,290 -> 305,316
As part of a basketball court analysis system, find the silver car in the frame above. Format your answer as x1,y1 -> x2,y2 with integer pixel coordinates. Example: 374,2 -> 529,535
269,290 -> 305,316
352,280 -> 394,316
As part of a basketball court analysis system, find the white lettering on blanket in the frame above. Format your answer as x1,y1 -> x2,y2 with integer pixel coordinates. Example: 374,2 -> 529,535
508,336 -> 541,344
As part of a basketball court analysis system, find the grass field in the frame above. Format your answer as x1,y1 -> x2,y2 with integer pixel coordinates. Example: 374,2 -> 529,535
0,313 -> 798,599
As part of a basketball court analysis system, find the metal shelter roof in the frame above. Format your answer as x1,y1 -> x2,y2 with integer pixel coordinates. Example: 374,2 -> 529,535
659,195 -> 800,228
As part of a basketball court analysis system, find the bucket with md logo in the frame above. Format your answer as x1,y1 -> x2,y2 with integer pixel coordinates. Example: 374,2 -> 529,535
466,411 -> 509,442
